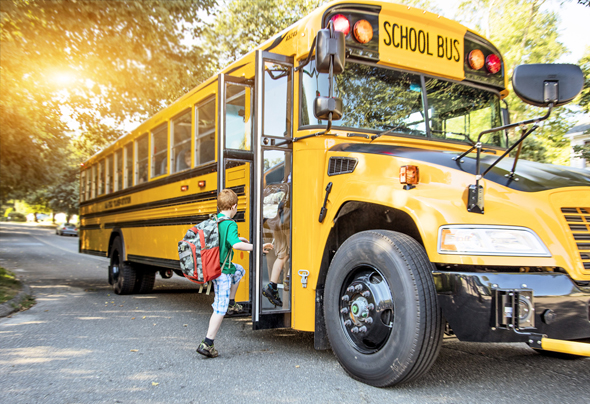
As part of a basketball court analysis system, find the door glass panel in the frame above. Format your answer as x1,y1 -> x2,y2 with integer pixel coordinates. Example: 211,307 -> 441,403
261,149 -> 292,312
225,83 -> 252,150
264,62 -> 292,137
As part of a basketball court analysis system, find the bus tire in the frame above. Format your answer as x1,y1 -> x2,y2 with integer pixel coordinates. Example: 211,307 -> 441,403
110,237 -> 136,295
134,270 -> 156,294
324,230 -> 443,387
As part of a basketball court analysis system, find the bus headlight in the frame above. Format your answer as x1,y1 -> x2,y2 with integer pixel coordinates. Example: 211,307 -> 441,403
438,225 -> 551,256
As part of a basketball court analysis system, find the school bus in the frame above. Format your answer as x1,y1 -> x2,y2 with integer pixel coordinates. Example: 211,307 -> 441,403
79,0 -> 590,387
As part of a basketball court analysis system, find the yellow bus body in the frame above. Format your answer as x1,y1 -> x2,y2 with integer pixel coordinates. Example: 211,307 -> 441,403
79,0 -> 590,386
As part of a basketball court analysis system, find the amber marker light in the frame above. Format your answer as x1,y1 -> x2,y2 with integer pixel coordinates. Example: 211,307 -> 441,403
331,14 -> 350,36
198,180 -> 206,187
400,165 -> 419,190
468,49 -> 484,70
439,229 -> 458,251
486,54 -> 501,74
181,185 -> 189,192
353,19 -> 373,44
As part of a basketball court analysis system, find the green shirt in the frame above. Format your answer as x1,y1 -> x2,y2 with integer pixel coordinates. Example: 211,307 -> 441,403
217,213 -> 241,274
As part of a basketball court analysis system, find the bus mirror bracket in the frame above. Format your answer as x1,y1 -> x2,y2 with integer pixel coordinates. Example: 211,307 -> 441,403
457,63 -> 585,214
295,22 -> 345,143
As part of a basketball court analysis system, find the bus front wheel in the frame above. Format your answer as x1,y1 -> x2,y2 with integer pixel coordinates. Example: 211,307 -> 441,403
109,237 -> 136,295
324,230 -> 443,387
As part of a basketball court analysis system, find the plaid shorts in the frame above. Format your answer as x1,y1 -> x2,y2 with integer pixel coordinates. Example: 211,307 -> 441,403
211,264 -> 245,315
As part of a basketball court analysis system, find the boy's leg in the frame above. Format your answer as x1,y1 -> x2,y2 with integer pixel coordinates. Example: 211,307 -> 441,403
227,264 -> 246,315
229,264 -> 246,300
207,274 -> 231,338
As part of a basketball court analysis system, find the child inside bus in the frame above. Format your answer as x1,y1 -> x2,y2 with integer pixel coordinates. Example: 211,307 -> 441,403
197,189 -> 273,358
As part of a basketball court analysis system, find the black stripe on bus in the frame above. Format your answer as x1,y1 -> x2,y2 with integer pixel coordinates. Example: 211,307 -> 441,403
80,162 -> 217,208
80,249 -> 107,258
103,210 -> 246,229
81,185 -> 245,220
80,224 -> 102,230
127,255 -> 180,270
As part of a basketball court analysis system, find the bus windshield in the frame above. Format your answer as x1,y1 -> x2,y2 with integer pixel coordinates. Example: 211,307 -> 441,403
300,61 -> 505,147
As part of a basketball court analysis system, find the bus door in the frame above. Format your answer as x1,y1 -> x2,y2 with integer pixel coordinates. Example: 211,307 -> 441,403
218,74 -> 254,304
252,51 -> 294,329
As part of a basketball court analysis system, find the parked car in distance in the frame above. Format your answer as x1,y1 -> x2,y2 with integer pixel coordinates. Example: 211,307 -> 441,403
56,223 -> 78,236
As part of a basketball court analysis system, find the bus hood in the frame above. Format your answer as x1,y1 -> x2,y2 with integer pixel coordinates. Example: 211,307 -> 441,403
329,143 -> 590,192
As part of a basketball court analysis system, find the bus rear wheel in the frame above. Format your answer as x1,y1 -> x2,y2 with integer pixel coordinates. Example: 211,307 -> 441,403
109,237 -> 137,295
324,230 -> 443,387
134,269 -> 156,294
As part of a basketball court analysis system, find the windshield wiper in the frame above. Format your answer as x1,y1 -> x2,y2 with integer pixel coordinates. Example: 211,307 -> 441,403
370,124 -> 408,140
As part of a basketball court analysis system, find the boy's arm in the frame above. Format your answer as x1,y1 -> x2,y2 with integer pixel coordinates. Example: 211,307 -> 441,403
227,221 -> 272,252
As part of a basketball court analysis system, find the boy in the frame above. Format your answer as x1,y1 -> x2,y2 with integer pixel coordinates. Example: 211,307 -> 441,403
197,189 -> 273,358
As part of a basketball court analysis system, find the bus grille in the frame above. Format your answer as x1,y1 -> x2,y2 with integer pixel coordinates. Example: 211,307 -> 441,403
562,207 -> 590,270
328,157 -> 358,176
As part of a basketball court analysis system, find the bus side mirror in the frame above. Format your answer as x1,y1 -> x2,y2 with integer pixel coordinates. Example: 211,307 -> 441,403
313,27 -> 345,122
314,97 -> 343,120
315,28 -> 345,74
512,64 -> 584,107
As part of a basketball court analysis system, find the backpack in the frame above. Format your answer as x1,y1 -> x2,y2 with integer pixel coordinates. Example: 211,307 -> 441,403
177,215 -> 233,284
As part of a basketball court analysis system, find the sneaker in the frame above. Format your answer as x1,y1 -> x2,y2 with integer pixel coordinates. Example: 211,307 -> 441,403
196,340 -> 218,358
262,283 -> 283,307
227,302 -> 245,316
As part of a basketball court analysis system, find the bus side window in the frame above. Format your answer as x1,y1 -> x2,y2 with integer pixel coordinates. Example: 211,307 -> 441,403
124,143 -> 133,188
80,170 -> 86,202
196,98 -> 215,165
151,123 -> 168,178
98,159 -> 105,196
136,134 -> 148,184
171,110 -> 191,173
114,149 -> 123,192
91,165 -> 97,199
106,154 -> 113,194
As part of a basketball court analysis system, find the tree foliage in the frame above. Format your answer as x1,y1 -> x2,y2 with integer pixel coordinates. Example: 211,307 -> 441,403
1,0 -> 215,205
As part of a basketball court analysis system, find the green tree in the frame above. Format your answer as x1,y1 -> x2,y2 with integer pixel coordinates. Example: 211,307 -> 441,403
0,0 -> 216,202
455,0 -> 577,164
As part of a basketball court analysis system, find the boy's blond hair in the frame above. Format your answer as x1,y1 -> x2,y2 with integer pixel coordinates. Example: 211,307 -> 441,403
218,189 -> 238,211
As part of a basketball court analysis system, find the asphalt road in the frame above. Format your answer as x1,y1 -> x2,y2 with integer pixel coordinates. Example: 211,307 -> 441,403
1,222 -> 588,404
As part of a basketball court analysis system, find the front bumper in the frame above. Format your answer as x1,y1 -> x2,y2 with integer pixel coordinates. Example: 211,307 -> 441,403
434,271 -> 590,343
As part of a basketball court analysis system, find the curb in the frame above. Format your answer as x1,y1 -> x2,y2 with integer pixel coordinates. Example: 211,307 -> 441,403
0,284 -> 33,318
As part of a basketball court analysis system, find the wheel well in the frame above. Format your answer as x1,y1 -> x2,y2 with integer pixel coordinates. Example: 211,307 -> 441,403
314,201 -> 424,349
108,229 -> 125,260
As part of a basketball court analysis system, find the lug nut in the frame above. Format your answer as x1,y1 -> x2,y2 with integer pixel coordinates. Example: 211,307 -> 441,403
341,307 -> 349,314
367,303 -> 375,311
359,326 -> 367,333
347,286 -> 355,293
365,317 -> 373,324
355,284 -> 363,292
341,295 -> 350,302
362,291 -> 370,298
351,327 -> 359,333
344,319 -> 352,326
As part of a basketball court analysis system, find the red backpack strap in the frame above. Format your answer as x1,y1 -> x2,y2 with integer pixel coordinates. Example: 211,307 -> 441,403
197,229 -> 206,249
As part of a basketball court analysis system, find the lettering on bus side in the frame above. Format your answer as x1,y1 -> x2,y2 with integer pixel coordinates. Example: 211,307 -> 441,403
104,196 -> 131,209
382,21 -> 461,62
